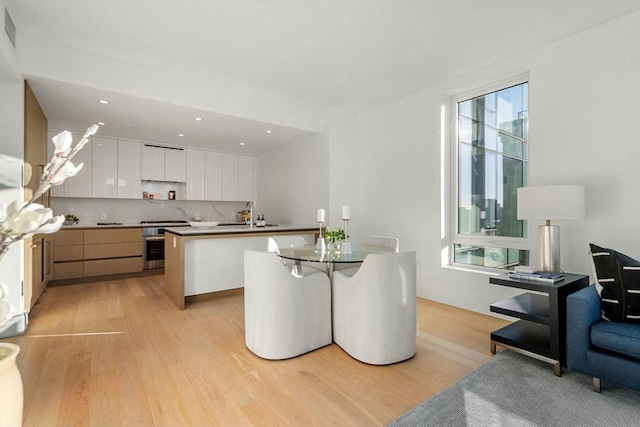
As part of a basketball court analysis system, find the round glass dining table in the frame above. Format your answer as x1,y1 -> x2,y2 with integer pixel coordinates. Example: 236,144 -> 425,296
277,245 -> 379,275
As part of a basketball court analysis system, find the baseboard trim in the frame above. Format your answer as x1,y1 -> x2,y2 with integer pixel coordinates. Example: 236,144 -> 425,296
418,283 -> 501,317
48,269 -> 163,287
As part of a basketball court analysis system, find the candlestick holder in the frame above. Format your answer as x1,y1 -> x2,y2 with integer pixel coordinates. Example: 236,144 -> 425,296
316,221 -> 326,251
341,219 -> 352,254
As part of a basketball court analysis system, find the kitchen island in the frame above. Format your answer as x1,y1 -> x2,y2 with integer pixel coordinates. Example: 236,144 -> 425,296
163,224 -> 319,309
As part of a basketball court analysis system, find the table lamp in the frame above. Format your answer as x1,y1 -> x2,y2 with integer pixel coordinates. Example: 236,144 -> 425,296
517,185 -> 585,273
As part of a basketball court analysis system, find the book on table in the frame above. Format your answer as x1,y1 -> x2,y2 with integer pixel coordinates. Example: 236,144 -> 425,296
508,271 -> 565,283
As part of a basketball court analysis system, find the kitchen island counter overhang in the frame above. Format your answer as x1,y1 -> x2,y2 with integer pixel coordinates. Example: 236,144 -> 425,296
163,225 -> 319,309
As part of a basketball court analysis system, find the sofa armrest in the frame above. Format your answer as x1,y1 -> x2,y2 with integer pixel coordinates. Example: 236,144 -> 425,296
566,285 -> 601,372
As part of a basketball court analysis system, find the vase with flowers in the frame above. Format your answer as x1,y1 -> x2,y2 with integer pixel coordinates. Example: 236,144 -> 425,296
0,124 -> 98,427
324,226 -> 348,253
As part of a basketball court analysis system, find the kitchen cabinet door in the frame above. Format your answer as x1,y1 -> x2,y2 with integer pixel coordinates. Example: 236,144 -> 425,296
92,136 -> 118,198
186,148 -> 205,200
238,154 -> 256,202
141,145 -> 165,181
63,134 -> 92,197
204,150 -> 223,201
165,148 -> 187,182
222,153 -> 239,201
118,140 -> 141,198
47,131 -> 64,197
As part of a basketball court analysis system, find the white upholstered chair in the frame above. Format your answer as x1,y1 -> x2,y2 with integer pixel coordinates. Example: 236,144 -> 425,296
267,235 -> 325,276
334,236 -> 400,276
331,251 -> 417,365
244,249 -> 332,360
354,236 -> 400,253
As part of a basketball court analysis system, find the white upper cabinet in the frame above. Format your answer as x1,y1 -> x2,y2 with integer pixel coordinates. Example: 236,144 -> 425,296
91,137 -> 118,198
204,150 -> 223,201
185,148 -> 205,200
238,154 -> 256,202
47,131 -> 63,197
141,145 -> 165,181
164,148 -> 187,182
64,136 -> 92,197
222,153 -> 239,201
47,131 -> 93,198
117,140 -> 141,199
47,133 -> 255,202
141,145 -> 186,182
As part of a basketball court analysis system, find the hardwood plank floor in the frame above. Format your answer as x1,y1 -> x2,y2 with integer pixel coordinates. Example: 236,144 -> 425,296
3,274 -> 508,426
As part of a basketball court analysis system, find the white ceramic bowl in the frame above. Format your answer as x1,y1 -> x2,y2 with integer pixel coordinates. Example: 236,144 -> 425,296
189,221 -> 219,228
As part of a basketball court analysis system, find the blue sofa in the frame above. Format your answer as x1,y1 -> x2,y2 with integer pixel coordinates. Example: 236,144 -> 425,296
566,285 -> 640,392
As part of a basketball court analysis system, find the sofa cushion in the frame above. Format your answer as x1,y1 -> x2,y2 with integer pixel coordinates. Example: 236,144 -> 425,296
590,243 -> 640,323
591,321 -> 640,360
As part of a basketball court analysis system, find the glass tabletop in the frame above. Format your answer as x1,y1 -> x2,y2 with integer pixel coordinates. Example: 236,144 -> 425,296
278,245 -> 374,264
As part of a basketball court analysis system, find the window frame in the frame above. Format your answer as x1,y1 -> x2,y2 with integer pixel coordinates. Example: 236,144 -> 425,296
448,73 -> 530,272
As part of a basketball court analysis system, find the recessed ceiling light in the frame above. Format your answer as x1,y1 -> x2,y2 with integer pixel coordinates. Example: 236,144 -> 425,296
178,133 -> 184,137
266,130 -> 272,134
195,117 -> 202,121
97,122 -> 105,126
240,142 -> 246,146
99,100 -> 109,104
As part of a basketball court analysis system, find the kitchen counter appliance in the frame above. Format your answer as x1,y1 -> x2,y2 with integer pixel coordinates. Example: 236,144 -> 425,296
142,220 -> 188,269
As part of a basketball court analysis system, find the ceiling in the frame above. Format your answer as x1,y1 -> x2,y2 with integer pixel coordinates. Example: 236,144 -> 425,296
5,1 -> 640,154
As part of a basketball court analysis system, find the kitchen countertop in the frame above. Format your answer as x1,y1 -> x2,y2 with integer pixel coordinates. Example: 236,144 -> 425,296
61,222 -> 244,229
164,224 -> 318,236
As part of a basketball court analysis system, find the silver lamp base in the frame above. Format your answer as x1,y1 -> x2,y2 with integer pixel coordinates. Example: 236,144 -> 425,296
538,224 -> 560,273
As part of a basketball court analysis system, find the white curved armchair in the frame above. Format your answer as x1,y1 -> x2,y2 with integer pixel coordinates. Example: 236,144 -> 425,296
353,236 -> 399,253
334,236 -> 400,276
244,249 -> 332,360
332,251 -> 417,365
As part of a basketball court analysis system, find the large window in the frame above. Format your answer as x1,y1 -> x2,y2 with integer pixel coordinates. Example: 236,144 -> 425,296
452,79 -> 530,270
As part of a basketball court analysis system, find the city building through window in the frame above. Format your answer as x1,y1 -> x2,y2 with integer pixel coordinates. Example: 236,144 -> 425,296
452,79 -> 530,270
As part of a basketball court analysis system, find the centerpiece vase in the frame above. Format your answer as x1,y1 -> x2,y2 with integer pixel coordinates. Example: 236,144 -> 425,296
0,343 -> 23,427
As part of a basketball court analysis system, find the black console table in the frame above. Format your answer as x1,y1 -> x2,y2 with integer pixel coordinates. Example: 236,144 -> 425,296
489,273 -> 589,376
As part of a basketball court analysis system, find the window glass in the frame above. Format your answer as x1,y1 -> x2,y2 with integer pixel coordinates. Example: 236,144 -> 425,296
453,80 -> 529,270
454,244 -> 530,270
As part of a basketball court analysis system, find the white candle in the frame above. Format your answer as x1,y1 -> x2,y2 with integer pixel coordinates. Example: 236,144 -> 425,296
341,205 -> 351,221
317,208 -> 325,223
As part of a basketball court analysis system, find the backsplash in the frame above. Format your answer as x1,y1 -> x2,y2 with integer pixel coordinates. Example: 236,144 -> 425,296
50,198 -> 250,225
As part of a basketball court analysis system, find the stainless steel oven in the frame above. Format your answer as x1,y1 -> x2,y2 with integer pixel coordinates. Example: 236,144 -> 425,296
141,221 -> 187,270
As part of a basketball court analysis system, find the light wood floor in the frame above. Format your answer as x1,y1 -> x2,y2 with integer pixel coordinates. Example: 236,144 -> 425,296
3,274 -> 508,427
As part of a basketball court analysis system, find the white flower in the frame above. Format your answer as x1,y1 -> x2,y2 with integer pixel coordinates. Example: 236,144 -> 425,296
51,130 -> 73,156
49,160 -> 84,186
86,124 -> 99,136
36,214 -> 65,234
2,201 -> 62,238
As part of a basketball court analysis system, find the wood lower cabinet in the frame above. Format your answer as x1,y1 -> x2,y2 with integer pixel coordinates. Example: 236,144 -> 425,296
84,257 -> 142,277
53,230 -> 84,280
53,228 -> 143,281
25,235 -> 48,310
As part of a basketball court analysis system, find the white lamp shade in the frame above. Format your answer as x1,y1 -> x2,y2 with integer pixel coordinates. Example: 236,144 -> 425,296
517,185 -> 585,221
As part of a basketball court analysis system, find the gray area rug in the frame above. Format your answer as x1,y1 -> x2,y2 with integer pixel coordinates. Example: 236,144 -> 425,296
390,350 -> 640,427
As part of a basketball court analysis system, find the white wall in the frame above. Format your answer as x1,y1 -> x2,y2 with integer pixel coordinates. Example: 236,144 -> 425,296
259,11 -> 640,315
17,36 -> 321,134
0,5 -> 26,334
356,11 -> 640,314
528,12 -> 640,268
258,130 -> 329,225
